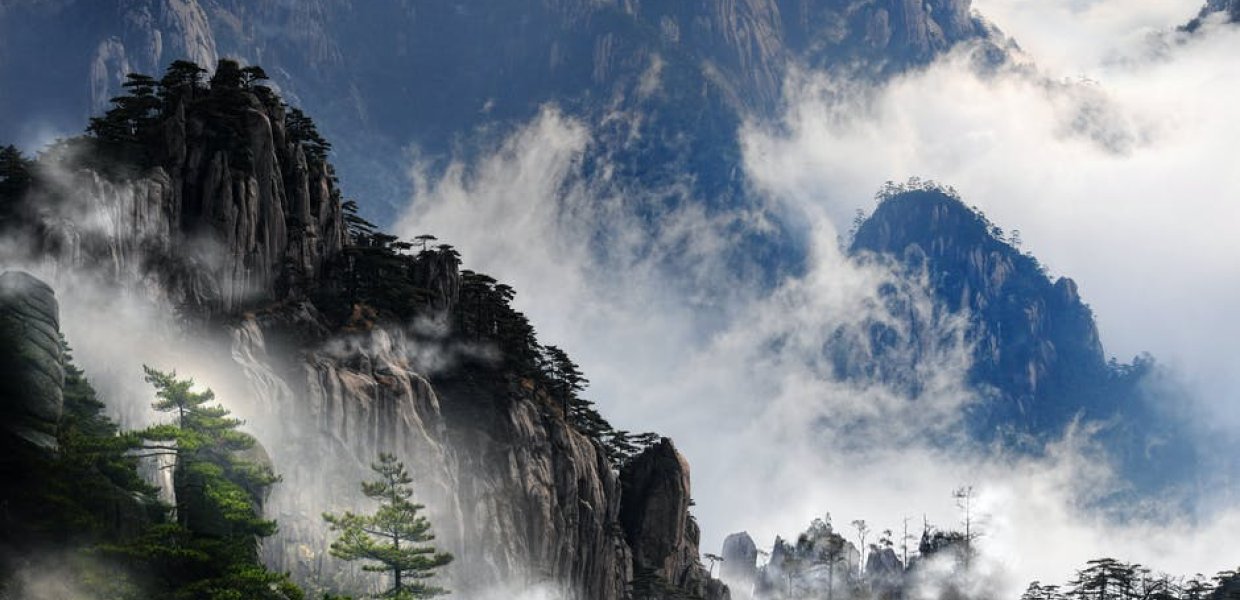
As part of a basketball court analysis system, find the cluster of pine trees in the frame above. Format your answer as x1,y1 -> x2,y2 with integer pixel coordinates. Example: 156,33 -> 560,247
1,344 -> 301,599
4,343 -> 456,599
334,190 -> 658,468
1023,559 -> 1239,600
4,57 -> 661,470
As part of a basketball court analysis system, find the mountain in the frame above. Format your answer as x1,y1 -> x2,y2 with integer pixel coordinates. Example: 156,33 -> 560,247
0,0 -> 1008,269
849,185 -> 1198,500
0,60 -> 725,599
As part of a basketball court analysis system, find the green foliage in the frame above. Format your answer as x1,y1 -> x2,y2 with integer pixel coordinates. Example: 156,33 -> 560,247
288,106 -> 333,164
124,367 -> 300,600
41,345 -> 161,541
1025,558 -> 1240,600
0,144 -> 33,230
323,454 -> 453,599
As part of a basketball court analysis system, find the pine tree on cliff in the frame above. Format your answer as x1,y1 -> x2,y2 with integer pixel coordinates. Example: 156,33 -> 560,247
323,453 -> 453,599
0,145 -> 32,230
129,367 -> 301,599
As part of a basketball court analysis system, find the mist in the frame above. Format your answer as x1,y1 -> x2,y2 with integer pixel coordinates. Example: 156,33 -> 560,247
392,4 -> 1240,596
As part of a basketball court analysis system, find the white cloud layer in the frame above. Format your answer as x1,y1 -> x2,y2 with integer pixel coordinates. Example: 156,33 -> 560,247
393,2 -> 1240,596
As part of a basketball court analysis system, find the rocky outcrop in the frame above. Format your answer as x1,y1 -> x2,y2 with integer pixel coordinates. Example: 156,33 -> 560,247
0,271 -> 65,454
848,186 -> 1198,496
31,69 -> 344,319
229,304 -> 725,599
721,531 -> 759,594
621,438 -> 729,600
5,57 -> 723,599
865,547 -> 905,598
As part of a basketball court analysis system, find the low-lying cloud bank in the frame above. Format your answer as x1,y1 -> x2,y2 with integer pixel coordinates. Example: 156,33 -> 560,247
395,3 -> 1240,595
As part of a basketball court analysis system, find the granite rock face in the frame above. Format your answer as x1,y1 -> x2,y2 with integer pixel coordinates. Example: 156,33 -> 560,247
621,438 -> 730,600
0,271 -> 65,453
31,74 -> 344,318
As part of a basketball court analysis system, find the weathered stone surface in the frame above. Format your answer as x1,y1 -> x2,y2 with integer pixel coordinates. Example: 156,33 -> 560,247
721,531 -> 759,589
33,73 -> 344,320
0,271 -> 65,453
229,303 -> 643,599
621,438 -> 730,599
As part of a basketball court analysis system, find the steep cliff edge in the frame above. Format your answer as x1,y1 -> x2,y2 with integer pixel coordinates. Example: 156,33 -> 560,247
28,59 -> 344,318
1,60 -> 725,599
621,438 -> 729,600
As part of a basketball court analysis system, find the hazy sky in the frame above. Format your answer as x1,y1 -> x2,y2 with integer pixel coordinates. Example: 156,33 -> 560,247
395,0 -> 1240,594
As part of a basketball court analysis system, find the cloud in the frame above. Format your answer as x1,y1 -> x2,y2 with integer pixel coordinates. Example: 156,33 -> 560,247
393,5 -> 1240,597
742,22 -> 1240,436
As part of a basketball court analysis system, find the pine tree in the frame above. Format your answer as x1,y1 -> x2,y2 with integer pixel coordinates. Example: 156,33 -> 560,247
323,453 -> 453,599
127,367 -> 299,600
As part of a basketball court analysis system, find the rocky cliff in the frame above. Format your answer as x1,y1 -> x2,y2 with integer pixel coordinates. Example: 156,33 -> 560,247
0,271 -> 64,455
620,438 -> 728,599
3,59 -> 725,599
29,64 -> 344,319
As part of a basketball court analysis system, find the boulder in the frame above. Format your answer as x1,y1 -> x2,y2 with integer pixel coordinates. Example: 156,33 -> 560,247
0,271 -> 64,453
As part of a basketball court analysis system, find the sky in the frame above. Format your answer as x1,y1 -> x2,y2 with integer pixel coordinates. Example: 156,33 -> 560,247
394,0 -> 1240,595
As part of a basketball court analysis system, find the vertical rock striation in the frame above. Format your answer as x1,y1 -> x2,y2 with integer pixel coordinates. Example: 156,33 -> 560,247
0,271 -> 65,454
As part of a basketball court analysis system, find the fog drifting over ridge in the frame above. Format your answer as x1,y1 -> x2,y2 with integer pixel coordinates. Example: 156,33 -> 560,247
395,1 -> 1240,595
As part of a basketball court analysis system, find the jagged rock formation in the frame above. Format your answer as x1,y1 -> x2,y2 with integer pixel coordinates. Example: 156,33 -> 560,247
4,59 -> 725,599
0,271 -> 64,454
29,70 -> 344,318
721,531 -> 759,590
620,438 -> 729,600
755,528 -> 860,599
865,547 -> 905,598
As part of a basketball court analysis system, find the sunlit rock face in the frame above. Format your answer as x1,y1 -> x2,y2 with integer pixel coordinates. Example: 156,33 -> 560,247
228,302 -> 633,597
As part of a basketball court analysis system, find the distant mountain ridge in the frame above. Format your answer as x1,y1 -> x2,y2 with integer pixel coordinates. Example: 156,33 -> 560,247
0,0 -> 1006,233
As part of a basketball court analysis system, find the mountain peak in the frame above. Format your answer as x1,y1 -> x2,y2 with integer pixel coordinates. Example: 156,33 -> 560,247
851,184 -> 1107,437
